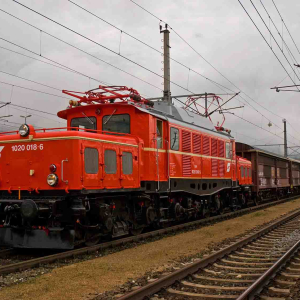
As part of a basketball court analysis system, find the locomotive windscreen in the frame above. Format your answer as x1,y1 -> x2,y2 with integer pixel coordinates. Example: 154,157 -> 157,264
71,116 -> 97,130
102,114 -> 130,133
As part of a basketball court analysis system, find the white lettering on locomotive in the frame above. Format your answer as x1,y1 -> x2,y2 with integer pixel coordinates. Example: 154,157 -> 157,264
226,162 -> 231,172
11,144 -> 44,152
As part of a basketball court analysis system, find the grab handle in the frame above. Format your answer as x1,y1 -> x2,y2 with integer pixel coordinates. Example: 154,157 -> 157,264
61,158 -> 68,184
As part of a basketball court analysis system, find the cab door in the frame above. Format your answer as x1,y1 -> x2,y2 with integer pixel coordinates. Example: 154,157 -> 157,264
120,146 -> 139,188
102,143 -> 121,189
82,142 -> 102,188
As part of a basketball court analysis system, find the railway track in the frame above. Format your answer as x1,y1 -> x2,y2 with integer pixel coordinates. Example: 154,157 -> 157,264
116,203 -> 300,300
0,196 -> 298,277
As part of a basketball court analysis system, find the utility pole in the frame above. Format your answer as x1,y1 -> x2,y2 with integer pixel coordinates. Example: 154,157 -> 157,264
160,24 -> 171,107
283,118 -> 287,157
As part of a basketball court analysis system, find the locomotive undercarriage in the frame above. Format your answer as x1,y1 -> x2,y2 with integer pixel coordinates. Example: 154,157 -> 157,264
0,186 -> 252,249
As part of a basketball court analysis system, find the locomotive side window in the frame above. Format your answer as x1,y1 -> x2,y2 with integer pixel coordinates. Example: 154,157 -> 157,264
104,149 -> 117,174
122,152 -> 133,175
170,127 -> 179,151
71,117 -> 97,131
226,143 -> 231,159
103,114 -> 130,134
245,168 -> 247,178
84,148 -> 99,174
156,119 -> 163,149
241,166 -> 244,178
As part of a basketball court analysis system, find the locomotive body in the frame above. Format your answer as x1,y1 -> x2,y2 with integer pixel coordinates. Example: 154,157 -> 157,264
0,86 -> 253,249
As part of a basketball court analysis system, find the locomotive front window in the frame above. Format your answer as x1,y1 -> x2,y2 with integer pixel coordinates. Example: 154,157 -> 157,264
103,114 -> 130,134
84,148 -> 99,174
71,117 -> 97,131
105,149 -> 117,174
170,127 -> 179,151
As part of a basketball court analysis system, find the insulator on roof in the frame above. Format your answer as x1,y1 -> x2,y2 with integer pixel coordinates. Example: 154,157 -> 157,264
130,94 -> 141,102
69,100 -> 80,107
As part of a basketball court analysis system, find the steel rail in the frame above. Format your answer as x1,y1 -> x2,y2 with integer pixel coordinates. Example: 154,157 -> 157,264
117,206 -> 300,300
0,196 -> 298,276
0,248 -> 14,258
237,239 -> 300,300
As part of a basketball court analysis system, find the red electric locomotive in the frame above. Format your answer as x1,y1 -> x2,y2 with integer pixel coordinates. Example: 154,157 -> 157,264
0,86 -> 252,249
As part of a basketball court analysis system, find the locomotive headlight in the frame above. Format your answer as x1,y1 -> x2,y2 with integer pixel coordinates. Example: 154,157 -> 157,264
49,164 -> 57,173
19,124 -> 30,137
47,174 -> 58,186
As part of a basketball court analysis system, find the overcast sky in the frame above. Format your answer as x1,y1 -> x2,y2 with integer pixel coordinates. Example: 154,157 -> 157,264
0,0 -> 300,156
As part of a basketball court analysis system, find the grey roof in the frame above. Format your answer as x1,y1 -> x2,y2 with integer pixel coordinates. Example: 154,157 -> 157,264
139,101 -> 232,139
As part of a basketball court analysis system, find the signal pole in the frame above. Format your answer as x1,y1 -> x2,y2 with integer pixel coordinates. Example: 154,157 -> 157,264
283,119 -> 287,157
160,24 -> 171,107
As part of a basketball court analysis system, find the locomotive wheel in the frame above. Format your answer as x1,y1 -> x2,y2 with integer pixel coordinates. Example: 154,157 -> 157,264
254,196 -> 260,206
84,230 -> 100,247
239,194 -> 246,208
146,206 -> 156,224
130,227 -> 144,236
200,207 -> 210,218
217,199 -> 225,215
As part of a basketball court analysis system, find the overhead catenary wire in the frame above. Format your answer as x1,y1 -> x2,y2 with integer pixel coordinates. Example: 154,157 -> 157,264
0,80 -> 71,100
259,0 -> 300,79
0,69 -> 62,91
7,105 -> 63,125
0,100 -> 65,126
237,0 -> 299,89
0,37 -> 111,86
129,0 -> 300,147
0,8 -> 162,92
0,1 -> 281,131
18,0 -> 300,146
10,1 -> 229,98
0,45 -> 77,73
272,0 -> 300,57
67,0 -> 231,94
129,0 -> 292,122
249,0 -> 300,86
4,1 -> 300,149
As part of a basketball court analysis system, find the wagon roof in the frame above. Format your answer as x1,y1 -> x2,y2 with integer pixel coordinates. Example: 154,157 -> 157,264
236,142 -> 300,164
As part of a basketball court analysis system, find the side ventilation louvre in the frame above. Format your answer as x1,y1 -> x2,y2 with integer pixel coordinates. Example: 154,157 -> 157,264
211,138 -> 218,157
218,141 -> 225,176
219,161 -> 225,176
219,141 -> 224,157
182,155 -> 192,176
182,130 -> 192,176
212,159 -> 218,177
182,131 -> 191,152
211,139 -> 218,177
193,133 -> 201,154
203,136 -> 210,156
